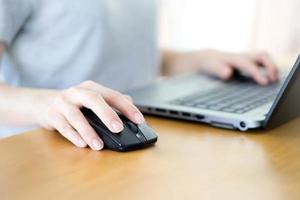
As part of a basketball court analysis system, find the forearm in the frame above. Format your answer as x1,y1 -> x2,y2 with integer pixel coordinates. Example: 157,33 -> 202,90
0,83 -> 56,126
161,50 -> 181,75
161,49 -> 205,76
0,42 -> 55,126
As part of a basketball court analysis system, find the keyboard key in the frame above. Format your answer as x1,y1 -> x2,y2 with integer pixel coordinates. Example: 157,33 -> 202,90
170,80 -> 280,114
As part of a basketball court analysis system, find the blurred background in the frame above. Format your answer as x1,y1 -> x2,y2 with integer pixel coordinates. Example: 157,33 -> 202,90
159,0 -> 300,65
0,0 -> 299,74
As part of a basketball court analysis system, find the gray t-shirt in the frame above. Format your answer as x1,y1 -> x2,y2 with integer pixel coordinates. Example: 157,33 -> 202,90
0,0 -> 160,136
0,0 -> 160,91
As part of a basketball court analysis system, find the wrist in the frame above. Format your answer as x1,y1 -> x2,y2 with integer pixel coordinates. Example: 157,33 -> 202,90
31,89 -> 59,128
11,87 -> 59,127
162,50 -> 187,75
162,49 -> 212,76
0,84 -> 59,127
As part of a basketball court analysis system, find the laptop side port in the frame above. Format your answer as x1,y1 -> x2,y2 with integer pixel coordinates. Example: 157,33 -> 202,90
155,108 -> 167,113
143,107 -> 206,123
211,121 -> 235,130
238,121 -> 248,131
182,112 -> 191,117
169,110 -> 179,115
195,115 -> 204,120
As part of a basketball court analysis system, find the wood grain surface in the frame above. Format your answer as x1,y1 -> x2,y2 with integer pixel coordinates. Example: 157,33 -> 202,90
1,116 -> 300,200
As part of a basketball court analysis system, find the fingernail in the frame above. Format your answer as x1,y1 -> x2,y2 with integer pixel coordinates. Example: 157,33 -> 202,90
77,139 -> 87,148
134,112 -> 144,124
92,139 -> 103,151
111,120 -> 123,132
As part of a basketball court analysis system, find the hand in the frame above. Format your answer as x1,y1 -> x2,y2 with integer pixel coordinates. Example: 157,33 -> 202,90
164,49 -> 279,85
39,81 -> 144,151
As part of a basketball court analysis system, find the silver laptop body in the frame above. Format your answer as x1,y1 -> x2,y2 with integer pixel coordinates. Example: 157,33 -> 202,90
128,56 -> 300,131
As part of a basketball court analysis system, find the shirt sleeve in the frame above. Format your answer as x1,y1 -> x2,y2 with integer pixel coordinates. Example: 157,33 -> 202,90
0,0 -> 32,46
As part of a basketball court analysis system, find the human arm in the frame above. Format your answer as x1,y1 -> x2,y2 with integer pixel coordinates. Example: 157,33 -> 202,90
162,49 -> 279,85
0,43 -> 144,151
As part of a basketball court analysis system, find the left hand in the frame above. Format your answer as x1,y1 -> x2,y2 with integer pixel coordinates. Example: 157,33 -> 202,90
164,49 -> 279,85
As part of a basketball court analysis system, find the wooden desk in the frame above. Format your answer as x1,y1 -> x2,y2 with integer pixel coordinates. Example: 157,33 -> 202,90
1,116 -> 300,200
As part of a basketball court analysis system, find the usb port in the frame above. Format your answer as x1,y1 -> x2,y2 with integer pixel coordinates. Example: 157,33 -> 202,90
155,108 -> 167,113
195,115 -> 204,120
182,112 -> 191,117
170,110 -> 179,115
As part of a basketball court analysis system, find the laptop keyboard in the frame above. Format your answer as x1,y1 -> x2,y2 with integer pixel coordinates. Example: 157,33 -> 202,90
170,81 -> 280,114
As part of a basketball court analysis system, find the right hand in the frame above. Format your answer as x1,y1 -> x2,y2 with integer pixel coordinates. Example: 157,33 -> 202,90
39,81 -> 144,151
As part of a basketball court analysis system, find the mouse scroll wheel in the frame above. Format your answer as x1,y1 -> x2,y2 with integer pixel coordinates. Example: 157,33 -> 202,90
126,121 -> 139,133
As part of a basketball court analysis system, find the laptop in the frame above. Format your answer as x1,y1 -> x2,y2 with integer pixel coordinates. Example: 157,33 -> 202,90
127,55 -> 300,131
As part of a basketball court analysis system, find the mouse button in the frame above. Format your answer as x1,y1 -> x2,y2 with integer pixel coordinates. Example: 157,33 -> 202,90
87,120 -> 121,145
135,132 -> 147,142
126,121 -> 139,133
82,108 -> 96,119
118,114 -> 130,122
82,108 -> 106,127
87,116 -> 108,131
100,132 -> 121,149
115,127 -> 141,145
124,123 -> 147,142
138,123 -> 158,141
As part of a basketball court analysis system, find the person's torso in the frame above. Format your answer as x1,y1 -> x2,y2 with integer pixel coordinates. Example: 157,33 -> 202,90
2,0 -> 160,91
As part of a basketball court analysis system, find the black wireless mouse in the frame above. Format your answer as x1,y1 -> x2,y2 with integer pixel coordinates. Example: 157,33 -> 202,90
81,108 -> 158,152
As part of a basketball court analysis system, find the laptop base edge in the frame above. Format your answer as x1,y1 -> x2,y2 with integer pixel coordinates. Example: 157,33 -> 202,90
138,106 -> 262,132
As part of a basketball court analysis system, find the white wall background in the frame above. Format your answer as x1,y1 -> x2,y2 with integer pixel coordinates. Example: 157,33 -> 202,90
159,0 -> 300,58
252,0 -> 300,56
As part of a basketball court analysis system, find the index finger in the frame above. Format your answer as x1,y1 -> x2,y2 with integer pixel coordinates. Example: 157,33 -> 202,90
79,81 -> 144,124
252,53 -> 279,82
229,57 -> 269,85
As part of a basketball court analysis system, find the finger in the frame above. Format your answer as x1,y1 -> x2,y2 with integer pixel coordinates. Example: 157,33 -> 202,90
102,91 -> 145,124
59,99 -> 104,151
201,63 -> 233,80
252,53 -> 279,82
229,58 -> 269,85
52,112 -> 87,148
79,81 -> 143,124
66,88 -> 124,133
123,94 -> 133,103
